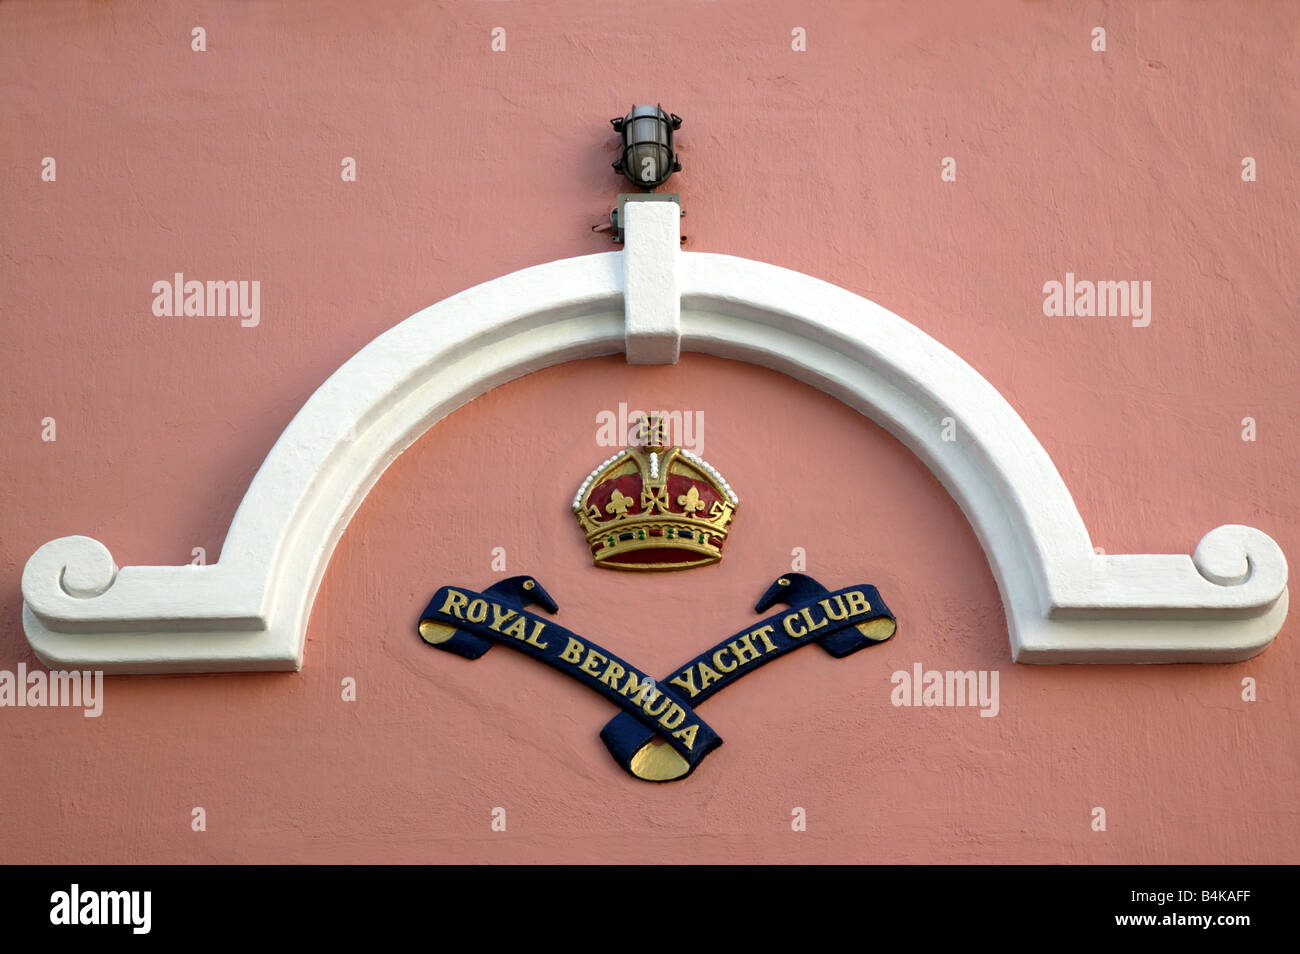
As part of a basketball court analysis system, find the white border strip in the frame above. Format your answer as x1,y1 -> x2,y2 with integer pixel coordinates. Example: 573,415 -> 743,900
21,226 -> 1287,671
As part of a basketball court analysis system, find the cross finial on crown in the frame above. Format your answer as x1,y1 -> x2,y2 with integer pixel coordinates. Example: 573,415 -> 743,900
634,413 -> 668,450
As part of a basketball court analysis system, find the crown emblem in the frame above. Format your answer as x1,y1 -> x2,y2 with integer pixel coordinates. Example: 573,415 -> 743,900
572,416 -> 738,571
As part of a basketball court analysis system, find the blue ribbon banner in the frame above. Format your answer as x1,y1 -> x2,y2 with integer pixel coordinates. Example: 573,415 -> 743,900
417,573 -> 896,782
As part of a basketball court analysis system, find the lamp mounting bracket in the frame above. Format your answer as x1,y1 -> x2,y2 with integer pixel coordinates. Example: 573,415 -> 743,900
600,193 -> 685,244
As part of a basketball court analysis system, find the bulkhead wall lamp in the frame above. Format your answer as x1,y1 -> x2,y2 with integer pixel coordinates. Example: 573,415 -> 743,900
611,104 -> 682,189
597,104 -> 686,244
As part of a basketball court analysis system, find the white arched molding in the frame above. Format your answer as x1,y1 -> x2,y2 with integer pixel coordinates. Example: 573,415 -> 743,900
22,201 -> 1287,672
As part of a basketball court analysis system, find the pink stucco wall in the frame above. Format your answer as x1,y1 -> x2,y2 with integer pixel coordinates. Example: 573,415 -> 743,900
1,1 -> 1296,863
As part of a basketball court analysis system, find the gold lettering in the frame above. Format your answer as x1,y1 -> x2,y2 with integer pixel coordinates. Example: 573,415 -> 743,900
658,703 -> 687,731
621,671 -> 649,700
844,590 -> 871,617
501,617 -> 527,640
820,595 -> 849,621
466,599 -> 488,624
712,646 -> 737,673
599,661 -> 626,689
729,633 -> 760,666
642,689 -> 669,718
525,620 -> 548,649
799,606 -> 828,633
438,589 -> 469,619
672,723 -> 699,751
559,637 -> 585,665
752,625 -> 777,653
580,648 -> 607,677
669,669 -> 700,698
783,611 -> 807,638
697,662 -> 722,690
489,604 -> 518,632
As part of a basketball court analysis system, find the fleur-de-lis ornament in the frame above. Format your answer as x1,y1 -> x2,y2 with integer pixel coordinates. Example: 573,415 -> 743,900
677,485 -> 706,515
606,489 -> 636,518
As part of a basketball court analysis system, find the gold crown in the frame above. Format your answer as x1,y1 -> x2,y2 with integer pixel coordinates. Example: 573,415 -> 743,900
572,435 -> 738,572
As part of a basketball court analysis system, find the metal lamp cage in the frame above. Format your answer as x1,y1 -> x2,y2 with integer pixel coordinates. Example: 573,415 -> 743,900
612,104 -> 682,190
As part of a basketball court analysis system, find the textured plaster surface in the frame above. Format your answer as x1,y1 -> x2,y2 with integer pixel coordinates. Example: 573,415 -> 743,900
1,1 -> 1296,862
